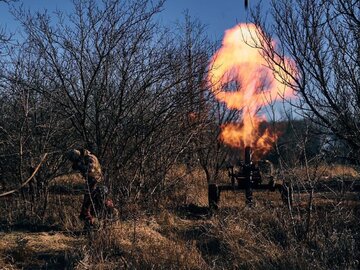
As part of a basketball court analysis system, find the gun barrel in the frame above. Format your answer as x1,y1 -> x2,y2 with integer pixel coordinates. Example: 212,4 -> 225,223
244,146 -> 252,165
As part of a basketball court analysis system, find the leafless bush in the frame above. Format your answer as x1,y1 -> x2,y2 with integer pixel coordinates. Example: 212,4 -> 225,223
250,0 -> 360,157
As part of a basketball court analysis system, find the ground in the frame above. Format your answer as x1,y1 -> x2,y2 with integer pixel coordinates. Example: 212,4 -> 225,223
0,165 -> 359,269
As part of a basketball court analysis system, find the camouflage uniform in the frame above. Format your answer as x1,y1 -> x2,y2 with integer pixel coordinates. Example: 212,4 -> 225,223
68,149 -> 104,226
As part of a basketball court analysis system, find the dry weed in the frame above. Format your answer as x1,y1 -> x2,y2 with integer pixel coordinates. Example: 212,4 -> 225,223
0,231 -> 85,269
290,164 -> 359,181
82,219 -> 207,269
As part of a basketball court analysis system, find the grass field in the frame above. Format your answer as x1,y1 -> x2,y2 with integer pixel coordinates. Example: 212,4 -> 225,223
0,165 -> 359,269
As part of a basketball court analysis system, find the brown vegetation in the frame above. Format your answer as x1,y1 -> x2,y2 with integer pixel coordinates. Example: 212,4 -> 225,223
1,164 -> 359,269
0,0 -> 359,269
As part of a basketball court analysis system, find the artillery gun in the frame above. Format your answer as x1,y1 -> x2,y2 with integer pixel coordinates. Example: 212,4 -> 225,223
208,147 -> 292,209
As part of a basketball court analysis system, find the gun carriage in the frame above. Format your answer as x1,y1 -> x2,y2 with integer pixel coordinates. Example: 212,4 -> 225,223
208,147 -> 292,209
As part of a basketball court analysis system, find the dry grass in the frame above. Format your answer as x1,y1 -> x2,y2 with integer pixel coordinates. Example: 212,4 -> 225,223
76,217 -> 208,269
51,173 -> 84,186
50,173 -> 85,195
164,165 -> 209,206
0,231 -> 85,269
0,232 -> 84,254
320,164 -> 359,178
290,164 -> 359,181
1,164 -> 360,269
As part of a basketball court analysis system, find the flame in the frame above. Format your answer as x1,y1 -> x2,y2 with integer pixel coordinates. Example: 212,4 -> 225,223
208,23 -> 295,158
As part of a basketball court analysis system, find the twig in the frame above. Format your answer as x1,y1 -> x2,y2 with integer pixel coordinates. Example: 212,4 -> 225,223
0,153 -> 48,197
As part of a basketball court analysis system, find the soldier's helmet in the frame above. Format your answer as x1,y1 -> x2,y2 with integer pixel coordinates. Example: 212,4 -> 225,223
66,149 -> 81,162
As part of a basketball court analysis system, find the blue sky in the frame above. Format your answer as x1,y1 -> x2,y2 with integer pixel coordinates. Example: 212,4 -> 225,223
0,0 -> 270,41
0,0 -> 285,118
160,0 -> 269,40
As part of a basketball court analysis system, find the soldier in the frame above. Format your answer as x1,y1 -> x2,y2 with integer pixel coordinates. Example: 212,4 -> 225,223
67,148 -> 115,228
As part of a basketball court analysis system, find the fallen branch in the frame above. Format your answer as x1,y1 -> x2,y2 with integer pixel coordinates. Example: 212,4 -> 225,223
0,153 -> 48,197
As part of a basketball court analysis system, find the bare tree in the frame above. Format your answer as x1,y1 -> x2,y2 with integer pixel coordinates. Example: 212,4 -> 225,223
250,0 -> 360,156
196,96 -> 238,184
248,0 -> 360,243
0,0 -> 216,208
0,0 -> 16,43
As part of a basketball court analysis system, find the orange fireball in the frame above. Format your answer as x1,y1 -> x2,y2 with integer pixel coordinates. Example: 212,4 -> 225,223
208,23 -> 294,158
